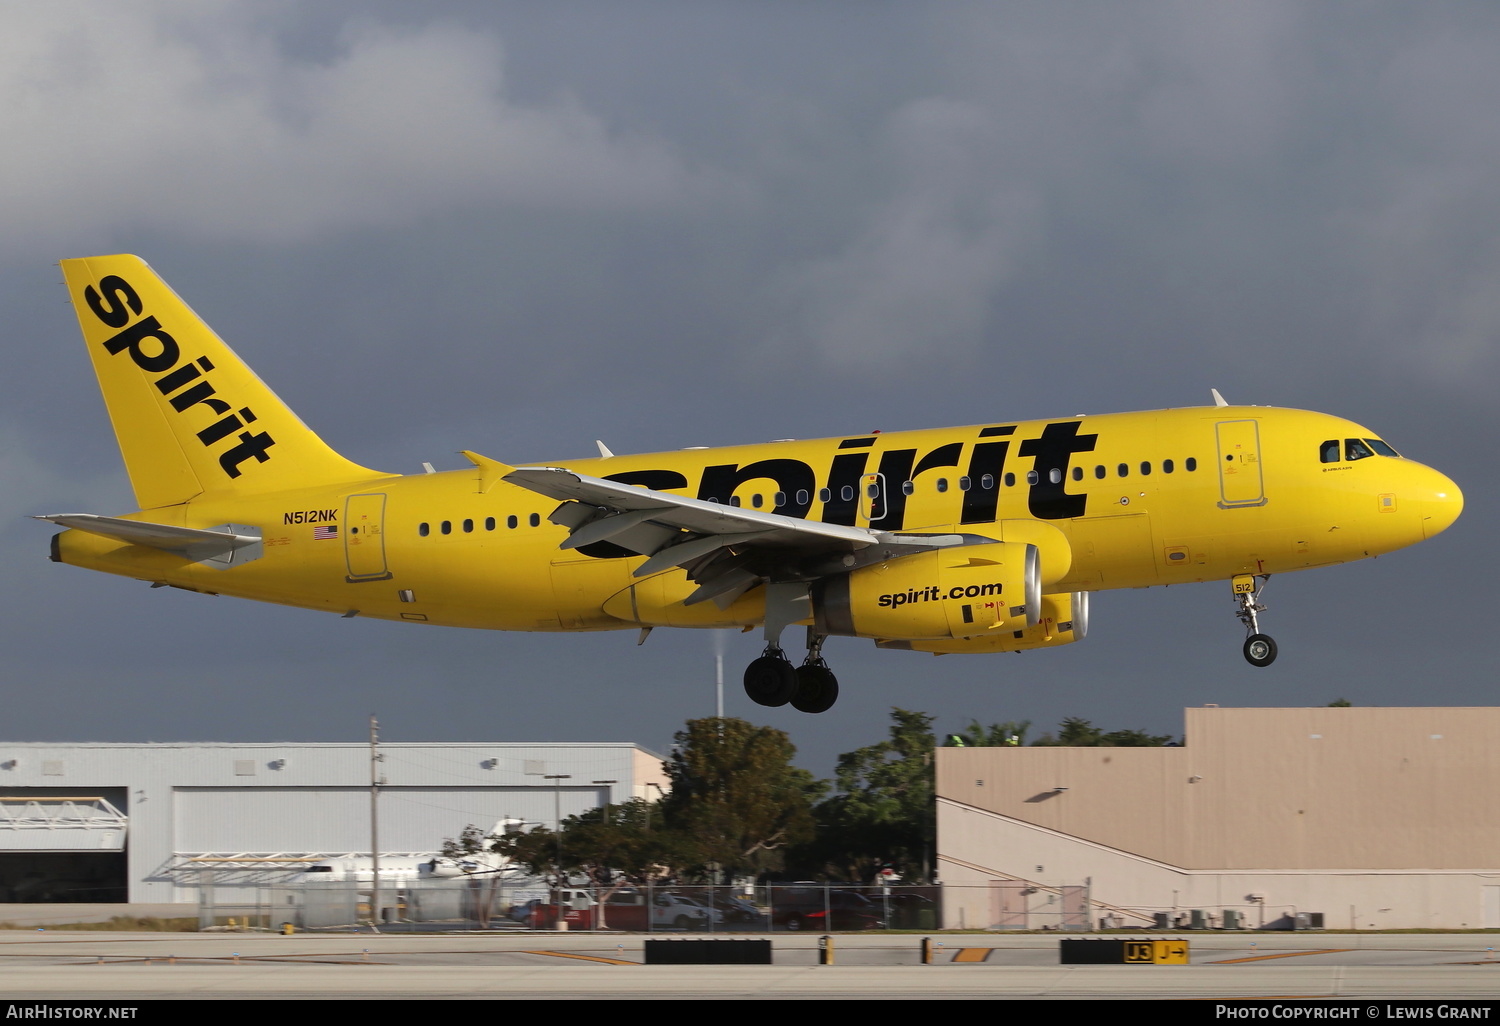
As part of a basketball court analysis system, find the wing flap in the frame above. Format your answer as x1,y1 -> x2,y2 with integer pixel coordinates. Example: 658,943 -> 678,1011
504,466 -> 879,551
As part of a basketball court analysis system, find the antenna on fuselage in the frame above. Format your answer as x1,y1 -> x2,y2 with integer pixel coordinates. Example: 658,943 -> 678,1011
1210,388 -> 1230,407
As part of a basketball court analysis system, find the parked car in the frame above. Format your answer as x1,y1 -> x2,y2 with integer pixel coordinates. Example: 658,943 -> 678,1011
527,888 -> 723,930
768,888 -> 882,931
651,893 -> 722,930
680,889 -> 767,927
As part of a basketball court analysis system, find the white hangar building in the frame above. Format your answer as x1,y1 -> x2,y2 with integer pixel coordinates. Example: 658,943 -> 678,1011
0,741 -> 667,904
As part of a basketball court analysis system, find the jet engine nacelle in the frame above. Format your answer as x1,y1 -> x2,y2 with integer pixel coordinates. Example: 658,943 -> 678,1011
877,591 -> 1089,654
813,542 -> 1040,641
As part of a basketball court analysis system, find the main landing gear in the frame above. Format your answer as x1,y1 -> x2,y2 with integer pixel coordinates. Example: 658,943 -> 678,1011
744,630 -> 840,714
1232,574 -> 1277,668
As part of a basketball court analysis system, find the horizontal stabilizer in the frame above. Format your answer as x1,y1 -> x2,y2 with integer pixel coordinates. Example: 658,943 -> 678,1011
35,514 -> 261,569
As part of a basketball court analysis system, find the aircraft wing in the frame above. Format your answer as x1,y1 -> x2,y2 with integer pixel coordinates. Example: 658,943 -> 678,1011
503,464 -> 976,608
504,466 -> 876,549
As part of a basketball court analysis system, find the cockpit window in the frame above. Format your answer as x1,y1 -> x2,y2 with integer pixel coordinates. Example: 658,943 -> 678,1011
1319,439 -> 1340,464
1345,438 -> 1374,461
1364,438 -> 1400,458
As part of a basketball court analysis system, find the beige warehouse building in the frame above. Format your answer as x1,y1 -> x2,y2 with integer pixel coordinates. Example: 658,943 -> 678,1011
937,707 -> 1500,931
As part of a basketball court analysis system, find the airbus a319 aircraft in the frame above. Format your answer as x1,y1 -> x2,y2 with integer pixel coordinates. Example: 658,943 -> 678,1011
39,255 -> 1463,714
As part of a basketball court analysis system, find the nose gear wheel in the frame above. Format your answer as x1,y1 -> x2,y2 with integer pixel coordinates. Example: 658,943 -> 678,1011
1243,633 -> 1277,667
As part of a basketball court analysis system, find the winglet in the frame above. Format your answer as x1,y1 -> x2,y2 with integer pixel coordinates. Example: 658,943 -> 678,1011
460,450 -> 515,493
596,440 -> 615,459
1210,388 -> 1229,407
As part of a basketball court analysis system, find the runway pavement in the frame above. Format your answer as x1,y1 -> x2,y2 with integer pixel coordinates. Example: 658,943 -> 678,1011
2,931 -> 1499,1000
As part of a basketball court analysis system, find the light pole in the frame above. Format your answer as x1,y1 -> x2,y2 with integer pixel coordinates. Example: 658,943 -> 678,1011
592,780 -> 618,823
644,781 -> 666,832
544,774 -> 571,870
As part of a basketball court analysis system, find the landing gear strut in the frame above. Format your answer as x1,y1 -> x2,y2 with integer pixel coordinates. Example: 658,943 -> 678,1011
1232,574 -> 1277,668
743,628 -> 841,713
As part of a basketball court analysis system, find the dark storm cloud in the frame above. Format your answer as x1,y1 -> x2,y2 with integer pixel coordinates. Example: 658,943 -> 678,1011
1,2 -> 1493,774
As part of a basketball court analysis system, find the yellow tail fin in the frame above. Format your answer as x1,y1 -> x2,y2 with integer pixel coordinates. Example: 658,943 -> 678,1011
61,255 -> 387,509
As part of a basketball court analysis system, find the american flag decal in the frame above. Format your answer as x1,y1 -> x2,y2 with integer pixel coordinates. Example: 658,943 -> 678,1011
314,524 -> 338,540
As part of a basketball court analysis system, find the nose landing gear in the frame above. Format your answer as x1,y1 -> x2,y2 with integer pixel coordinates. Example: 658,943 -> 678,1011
743,629 -> 841,713
1233,574 -> 1277,667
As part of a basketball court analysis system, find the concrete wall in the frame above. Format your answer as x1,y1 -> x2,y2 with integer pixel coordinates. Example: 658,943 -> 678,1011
937,708 -> 1500,930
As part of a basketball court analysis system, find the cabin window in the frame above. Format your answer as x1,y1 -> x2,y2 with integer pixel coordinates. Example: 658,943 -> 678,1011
866,482 -> 880,498
841,485 -> 855,502
507,515 -> 518,529
729,496 -> 741,507
1026,470 -> 1038,485
1094,465 -> 1106,479
1140,462 -> 1151,476
1365,438 -> 1400,458
1002,473 -> 1014,488
463,519 -> 474,533
1071,466 -> 1083,481
775,491 -> 788,507
485,517 -> 496,531
1185,457 -> 1197,471
818,488 -> 830,503
419,523 -> 429,537
981,474 -> 995,490
1117,463 -> 1129,478
958,476 -> 971,491
529,513 -> 541,527
1345,438 -> 1374,462
440,521 -> 451,535
1162,460 -> 1174,474
795,489 -> 808,506
901,480 -> 915,496
936,478 -> 949,493
751,494 -> 764,508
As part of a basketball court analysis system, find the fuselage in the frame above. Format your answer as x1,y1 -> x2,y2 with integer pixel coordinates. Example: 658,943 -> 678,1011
54,404 -> 1463,633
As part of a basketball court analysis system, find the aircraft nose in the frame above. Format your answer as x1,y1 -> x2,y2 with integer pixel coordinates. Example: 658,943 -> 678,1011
1417,467 -> 1463,540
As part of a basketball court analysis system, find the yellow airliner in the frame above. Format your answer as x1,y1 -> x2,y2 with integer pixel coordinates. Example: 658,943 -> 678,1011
39,255 -> 1463,713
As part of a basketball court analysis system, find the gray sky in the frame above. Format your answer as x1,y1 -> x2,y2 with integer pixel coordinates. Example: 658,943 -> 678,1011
3,1 -> 1494,779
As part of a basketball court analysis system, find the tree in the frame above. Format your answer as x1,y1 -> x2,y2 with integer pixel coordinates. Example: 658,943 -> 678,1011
447,717 -> 819,889
1032,717 -> 1175,747
810,708 -> 937,883
945,719 -> 1031,747
659,717 -> 821,879
492,798 -> 692,888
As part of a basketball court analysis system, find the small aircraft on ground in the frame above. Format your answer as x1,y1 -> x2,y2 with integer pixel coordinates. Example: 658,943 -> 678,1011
39,255 -> 1463,713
